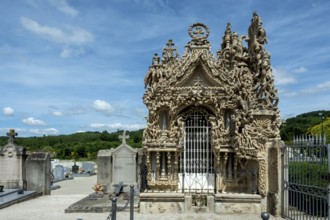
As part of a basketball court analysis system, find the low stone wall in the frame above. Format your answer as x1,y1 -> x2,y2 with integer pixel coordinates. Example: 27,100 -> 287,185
214,193 -> 263,214
139,192 -> 264,214
139,192 -> 185,214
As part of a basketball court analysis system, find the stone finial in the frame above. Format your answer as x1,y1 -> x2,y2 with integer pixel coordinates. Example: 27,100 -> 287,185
119,130 -> 130,145
188,23 -> 210,47
162,39 -> 178,63
7,129 -> 17,144
152,53 -> 160,65
222,22 -> 232,49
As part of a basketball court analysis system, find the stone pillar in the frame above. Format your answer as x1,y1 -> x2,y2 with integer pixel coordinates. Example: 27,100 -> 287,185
267,139 -> 282,216
25,152 -> 51,195
97,149 -> 112,193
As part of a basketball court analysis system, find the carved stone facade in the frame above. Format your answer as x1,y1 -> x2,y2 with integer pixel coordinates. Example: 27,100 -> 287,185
142,12 -> 282,215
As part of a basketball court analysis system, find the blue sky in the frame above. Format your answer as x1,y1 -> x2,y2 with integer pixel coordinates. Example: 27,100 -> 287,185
1,0 -> 329,137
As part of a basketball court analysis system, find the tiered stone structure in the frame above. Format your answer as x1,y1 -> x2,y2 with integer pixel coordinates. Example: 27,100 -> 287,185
141,12 -> 282,215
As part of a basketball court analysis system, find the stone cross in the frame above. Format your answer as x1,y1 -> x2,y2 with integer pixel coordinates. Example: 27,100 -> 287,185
119,130 -> 130,145
7,129 -> 17,144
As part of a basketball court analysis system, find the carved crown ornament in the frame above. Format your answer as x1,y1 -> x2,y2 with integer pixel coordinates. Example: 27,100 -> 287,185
143,12 -> 281,160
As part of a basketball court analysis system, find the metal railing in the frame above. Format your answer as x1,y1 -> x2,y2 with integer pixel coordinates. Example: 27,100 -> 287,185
283,135 -> 330,220
106,185 -> 135,220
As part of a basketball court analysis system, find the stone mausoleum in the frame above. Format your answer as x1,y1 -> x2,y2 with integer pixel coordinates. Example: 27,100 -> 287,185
141,12 -> 282,215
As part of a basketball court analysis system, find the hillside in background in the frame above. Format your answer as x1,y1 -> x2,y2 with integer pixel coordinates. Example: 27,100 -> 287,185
0,129 -> 144,161
280,110 -> 330,144
0,110 -> 329,160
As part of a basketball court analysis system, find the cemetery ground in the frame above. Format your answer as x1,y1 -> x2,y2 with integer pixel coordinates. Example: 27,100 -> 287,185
0,175 -> 284,220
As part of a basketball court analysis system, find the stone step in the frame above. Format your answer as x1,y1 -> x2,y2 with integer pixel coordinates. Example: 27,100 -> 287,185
0,190 -> 42,209
0,189 -> 20,198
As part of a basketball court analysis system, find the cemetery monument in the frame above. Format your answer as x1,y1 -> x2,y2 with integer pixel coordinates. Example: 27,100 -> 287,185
141,12 -> 282,215
0,130 -> 26,189
97,131 -> 143,193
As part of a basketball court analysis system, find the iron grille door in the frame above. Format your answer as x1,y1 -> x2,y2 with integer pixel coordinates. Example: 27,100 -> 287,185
178,112 -> 214,193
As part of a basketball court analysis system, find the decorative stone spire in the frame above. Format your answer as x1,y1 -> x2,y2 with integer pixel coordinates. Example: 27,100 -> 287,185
222,22 -> 232,49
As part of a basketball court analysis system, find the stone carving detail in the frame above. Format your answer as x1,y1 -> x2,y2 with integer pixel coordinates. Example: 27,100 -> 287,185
143,13 -> 280,196
3,145 -> 16,158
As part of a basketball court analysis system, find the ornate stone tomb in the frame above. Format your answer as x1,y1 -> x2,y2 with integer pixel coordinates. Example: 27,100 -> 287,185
141,12 -> 282,215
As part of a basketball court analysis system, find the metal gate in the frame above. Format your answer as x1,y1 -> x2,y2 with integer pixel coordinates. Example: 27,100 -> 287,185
283,135 -> 330,220
178,111 -> 214,193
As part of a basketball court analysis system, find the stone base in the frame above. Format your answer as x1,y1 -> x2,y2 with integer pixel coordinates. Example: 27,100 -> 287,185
139,192 -> 184,214
139,192 -> 264,214
214,193 -> 262,214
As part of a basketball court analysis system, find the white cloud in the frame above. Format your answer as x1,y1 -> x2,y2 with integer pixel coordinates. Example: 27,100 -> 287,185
22,117 -> 47,125
272,67 -> 297,85
60,47 -> 85,58
91,100 -> 114,115
316,81 -> 330,91
52,111 -> 63,116
277,88 -> 298,98
49,0 -> 79,17
90,122 -> 145,130
305,81 -> 330,94
3,107 -> 14,116
30,128 -> 59,135
20,17 -> 93,45
293,67 -> 307,73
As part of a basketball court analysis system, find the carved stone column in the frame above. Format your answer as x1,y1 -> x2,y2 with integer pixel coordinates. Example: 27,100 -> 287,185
156,151 -> 160,182
258,158 -> 267,197
228,153 -> 233,180
173,151 -> 179,191
167,152 -> 171,180
146,151 -> 152,183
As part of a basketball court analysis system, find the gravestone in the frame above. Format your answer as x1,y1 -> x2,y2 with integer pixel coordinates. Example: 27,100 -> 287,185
97,131 -> 143,193
82,162 -> 95,173
97,149 -> 112,192
54,165 -> 65,181
0,130 -> 26,189
64,166 -> 71,177
72,163 -> 79,173
25,152 -> 51,195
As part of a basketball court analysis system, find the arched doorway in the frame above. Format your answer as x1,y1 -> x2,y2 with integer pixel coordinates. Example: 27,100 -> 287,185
178,108 -> 215,193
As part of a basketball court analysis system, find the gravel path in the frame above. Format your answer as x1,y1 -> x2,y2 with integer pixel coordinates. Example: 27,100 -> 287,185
0,175 -> 283,220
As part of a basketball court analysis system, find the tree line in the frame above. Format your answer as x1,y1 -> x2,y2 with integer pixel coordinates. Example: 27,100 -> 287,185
0,129 -> 143,161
